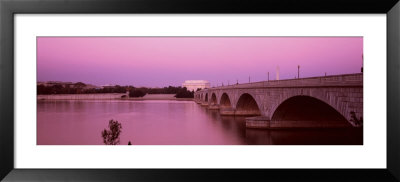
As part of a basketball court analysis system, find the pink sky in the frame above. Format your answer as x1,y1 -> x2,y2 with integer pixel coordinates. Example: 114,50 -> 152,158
37,37 -> 363,87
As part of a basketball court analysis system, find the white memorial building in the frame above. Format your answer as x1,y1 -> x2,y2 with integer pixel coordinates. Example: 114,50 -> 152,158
182,80 -> 210,91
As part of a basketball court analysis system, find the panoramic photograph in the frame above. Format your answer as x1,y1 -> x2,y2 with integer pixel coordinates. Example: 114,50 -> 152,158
37,37 -> 363,145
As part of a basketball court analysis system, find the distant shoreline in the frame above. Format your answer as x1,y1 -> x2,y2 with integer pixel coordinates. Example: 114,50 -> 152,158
37,93 -> 193,101
125,98 -> 193,101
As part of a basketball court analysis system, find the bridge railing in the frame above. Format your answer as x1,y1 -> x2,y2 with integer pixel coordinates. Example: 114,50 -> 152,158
197,73 -> 362,93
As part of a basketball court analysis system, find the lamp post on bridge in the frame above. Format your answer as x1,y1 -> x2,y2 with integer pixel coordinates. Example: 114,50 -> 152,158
297,65 -> 300,79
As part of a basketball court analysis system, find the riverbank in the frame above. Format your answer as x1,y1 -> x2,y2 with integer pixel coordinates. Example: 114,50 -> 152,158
126,94 -> 192,101
37,93 -> 193,101
126,98 -> 193,101
37,93 -> 126,100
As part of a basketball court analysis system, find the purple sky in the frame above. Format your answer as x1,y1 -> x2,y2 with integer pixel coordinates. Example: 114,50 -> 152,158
37,37 -> 363,87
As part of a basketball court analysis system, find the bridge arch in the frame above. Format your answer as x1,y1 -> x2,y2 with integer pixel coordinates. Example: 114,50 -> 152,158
235,93 -> 261,116
210,93 -> 218,105
271,95 -> 352,127
205,93 -> 208,102
219,93 -> 232,108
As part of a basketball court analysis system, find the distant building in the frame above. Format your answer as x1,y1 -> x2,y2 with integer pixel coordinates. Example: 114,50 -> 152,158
182,80 -> 210,91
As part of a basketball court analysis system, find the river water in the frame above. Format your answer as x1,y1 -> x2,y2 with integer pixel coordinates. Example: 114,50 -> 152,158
37,100 -> 362,145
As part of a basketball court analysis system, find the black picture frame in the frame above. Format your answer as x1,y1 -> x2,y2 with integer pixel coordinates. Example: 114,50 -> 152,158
1,0 -> 399,181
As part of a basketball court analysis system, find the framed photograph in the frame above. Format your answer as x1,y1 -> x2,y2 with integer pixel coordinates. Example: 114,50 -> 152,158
1,0 -> 399,181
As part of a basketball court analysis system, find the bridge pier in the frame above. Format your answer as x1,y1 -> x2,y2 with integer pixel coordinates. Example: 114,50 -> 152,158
219,108 -> 261,116
269,120 -> 351,128
220,108 -> 235,115
208,105 -> 219,110
246,116 -> 352,129
200,102 -> 209,107
245,116 -> 270,129
234,110 -> 261,116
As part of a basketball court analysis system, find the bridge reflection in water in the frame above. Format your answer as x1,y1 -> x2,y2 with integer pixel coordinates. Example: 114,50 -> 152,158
205,109 -> 362,145
195,73 -> 363,129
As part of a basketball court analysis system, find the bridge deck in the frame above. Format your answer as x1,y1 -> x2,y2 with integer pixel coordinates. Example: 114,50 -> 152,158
201,73 -> 362,90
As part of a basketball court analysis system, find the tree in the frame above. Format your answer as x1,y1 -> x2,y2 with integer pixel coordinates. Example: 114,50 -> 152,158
37,85 -> 51,94
74,82 -> 86,94
175,87 -> 194,98
74,82 -> 86,88
101,119 -> 122,145
129,89 -> 146,97
51,84 -> 63,94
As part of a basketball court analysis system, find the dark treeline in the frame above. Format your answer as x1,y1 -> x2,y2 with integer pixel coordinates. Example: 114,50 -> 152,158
130,86 -> 194,98
37,84 -> 194,98
37,83 -> 127,95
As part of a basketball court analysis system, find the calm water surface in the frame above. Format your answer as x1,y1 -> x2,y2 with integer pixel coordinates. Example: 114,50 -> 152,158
37,100 -> 362,145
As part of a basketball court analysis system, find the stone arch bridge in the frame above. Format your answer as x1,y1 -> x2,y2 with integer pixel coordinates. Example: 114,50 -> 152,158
194,73 -> 363,129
